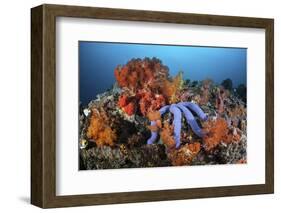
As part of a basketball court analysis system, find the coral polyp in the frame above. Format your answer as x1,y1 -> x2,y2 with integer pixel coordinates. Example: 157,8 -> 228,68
147,102 -> 208,148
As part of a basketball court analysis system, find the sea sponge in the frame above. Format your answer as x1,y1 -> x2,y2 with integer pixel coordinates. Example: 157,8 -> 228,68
86,108 -> 117,147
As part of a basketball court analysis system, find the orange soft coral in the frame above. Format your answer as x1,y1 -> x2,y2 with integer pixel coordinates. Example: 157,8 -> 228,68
160,122 -> 175,149
161,72 -> 183,103
202,118 -> 228,151
117,94 -> 136,116
203,118 -> 241,151
168,142 -> 201,166
86,108 -> 117,147
147,110 -> 161,121
223,127 -> 241,144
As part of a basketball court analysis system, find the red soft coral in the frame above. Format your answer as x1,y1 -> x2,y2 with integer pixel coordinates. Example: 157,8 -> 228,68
123,102 -> 135,116
118,94 -> 128,107
114,58 -> 169,92
138,90 -> 166,116
117,95 -> 136,116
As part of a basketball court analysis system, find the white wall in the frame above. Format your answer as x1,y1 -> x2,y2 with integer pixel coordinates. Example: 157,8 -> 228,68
0,0 -> 279,212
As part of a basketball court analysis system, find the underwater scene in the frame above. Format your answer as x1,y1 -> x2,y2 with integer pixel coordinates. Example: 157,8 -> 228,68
79,42 -> 247,170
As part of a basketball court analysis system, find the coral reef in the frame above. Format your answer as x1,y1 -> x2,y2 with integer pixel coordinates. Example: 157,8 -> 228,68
79,57 -> 247,170
161,72 -> 184,104
160,122 -> 175,149
80,144 -> 170,169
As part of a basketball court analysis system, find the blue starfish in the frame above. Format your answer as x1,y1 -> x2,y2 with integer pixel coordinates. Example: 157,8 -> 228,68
147,102 -> 208,148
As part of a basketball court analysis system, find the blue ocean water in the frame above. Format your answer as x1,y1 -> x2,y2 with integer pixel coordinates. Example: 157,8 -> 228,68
79,41 -> 246,106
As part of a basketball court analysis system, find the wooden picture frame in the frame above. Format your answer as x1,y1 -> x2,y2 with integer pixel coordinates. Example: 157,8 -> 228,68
31,4 -> 274,208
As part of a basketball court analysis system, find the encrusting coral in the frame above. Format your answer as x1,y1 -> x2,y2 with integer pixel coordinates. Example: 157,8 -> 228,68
86,108 -> 117,147
147,102 -> 208,148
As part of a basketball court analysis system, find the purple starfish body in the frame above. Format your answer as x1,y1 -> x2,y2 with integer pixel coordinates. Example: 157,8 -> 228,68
147,101 -> 207,148
170,104 -> 182,148
177,103 -> 204,138
179,102 -> 208,121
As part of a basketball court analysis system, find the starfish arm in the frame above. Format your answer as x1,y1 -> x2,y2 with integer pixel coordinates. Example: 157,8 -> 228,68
147,105 -> 170,145
159,105 -> 170,115
170,104 -> 182,148
180,102 -> 208,121
147,121 -> 158,144
177,103 -> 204,137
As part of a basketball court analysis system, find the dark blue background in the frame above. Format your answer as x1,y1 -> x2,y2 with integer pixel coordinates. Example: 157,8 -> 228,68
79,42 -> 246,106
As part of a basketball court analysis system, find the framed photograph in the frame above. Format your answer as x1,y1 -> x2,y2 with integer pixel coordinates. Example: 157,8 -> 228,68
31,4 -> 274,208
